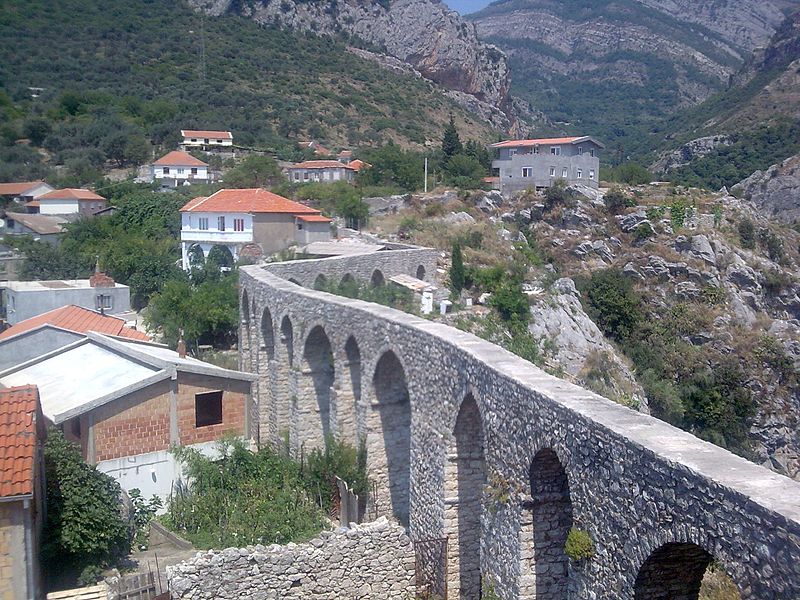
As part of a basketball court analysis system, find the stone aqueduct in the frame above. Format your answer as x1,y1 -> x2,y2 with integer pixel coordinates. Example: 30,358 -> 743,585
239,247 -> 800,599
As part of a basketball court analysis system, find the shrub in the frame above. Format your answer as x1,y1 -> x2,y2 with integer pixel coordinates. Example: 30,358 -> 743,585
758,228 -> 785,264
42,429 -> 130,587
633,222 -> 654,243
738,218 -> 756,249
489,279 -> 529,322
577,269 -> 643,344
603,187 -> 629,215
304,436 -> 369,512
565,528 -> 594,561
543,178 -> 571,211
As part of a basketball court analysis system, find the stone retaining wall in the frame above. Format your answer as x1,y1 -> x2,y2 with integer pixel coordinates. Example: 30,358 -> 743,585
167,517 -> 414,599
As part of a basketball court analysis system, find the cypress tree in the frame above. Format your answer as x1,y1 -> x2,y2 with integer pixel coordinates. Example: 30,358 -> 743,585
442,115 -> 463,161
450,241 -> 465,295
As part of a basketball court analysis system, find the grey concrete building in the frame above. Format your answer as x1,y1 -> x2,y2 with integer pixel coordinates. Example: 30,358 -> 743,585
2,212 -> 67,245
1,272 -> 131,325
491,136 -> 603,194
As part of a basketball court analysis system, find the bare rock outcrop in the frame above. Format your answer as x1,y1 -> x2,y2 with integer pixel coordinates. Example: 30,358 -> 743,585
731,154 -> 800,223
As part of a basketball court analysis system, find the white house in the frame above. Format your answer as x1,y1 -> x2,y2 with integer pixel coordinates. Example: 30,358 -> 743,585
33,188 -> 107,216
151,151 -> 210,187
179,188 -> 331,270
286,160 -> 357,184
180,129 -> 233,152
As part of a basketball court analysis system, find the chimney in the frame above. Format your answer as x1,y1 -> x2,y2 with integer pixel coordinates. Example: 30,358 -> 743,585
177,329 -> 186,359
89,257 -> 115,288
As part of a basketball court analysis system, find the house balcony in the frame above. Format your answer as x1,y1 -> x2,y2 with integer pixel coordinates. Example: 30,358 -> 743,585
180,230 -> 253,244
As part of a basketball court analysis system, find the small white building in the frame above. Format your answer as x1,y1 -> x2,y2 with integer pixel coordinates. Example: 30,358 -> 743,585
151,151 -> 210,187
180,129 -> 233,152
33,188 -> 107,216
0,181 -> 54,203
286,160 -> 357,184
179,188 -> 331,269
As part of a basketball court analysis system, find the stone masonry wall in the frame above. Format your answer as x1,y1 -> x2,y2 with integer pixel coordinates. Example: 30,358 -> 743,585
167,517 -> 415,599
239,254 -> 800,599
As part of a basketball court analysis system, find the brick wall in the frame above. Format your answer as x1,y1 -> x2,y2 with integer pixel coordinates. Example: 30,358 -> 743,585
177,373 -> 249,446
92,381 -> 171,462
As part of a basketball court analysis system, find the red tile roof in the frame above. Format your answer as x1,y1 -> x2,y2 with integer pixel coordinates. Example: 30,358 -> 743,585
490,136 -> 603,148
181,130 -> 232,140
0,181 -> 46,196
180,188 -> 321,214
0,305 -> 150,342
296,214 -> 332,222
348,159 -> 370,172
152,151 -> 208,167
290,160 -> 355,170
38,188 -> 106,201
0,385 -> 42,498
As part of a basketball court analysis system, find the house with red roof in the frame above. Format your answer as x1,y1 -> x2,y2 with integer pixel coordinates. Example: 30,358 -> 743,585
0,304 -> 149,371
151,150 -> 211,188
179,188 -> 331,269
286,160 -> 357,184
33,187 -> 107,216
0,385 -> 46,600
0,181 -> 53,204
490,136 -> 604,193
180,129 -> 233,152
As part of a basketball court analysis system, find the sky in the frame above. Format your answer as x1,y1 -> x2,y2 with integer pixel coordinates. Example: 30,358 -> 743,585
443,0 -> 493,15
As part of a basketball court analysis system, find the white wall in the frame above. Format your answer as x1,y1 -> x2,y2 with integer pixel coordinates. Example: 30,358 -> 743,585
39,199 -> 78,215
152,165 -> 209,181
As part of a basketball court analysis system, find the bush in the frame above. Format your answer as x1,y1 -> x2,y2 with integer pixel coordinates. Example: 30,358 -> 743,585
758,228 -> 785,264
565,528 -> 594,561
304,436 -> 369,512
603,187 -> 629,215
489,279 -> 529,322
577,269 -> 642,344
738,218 -> 755,249
42,429 -> 130,587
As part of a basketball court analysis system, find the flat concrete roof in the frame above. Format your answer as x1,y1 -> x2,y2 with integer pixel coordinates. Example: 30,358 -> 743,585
2,279 -> 129,291
301,241 -> 385,256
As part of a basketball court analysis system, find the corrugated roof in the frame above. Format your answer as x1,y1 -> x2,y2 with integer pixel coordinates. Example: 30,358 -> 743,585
4,212 -> 66,235
289,160 -> 355,170
152,151 -> 208,167
0,305 -> 150,341
0,385 -> 41,498
38,188 -> 105,201
181,130 -> 232,140
0,181 -> 47,196
0,333 -> 254,423
296,214 -> 332,222
180,188 -> 321,214
490,136 -> 604,149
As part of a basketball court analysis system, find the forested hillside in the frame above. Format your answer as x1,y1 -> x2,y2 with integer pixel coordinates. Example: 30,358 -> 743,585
0,0 -> 494,182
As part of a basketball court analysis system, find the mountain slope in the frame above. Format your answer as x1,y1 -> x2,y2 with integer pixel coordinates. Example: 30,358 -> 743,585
469,0 -> 795,158
0,0 -> 495,167
188,0 -> 514,119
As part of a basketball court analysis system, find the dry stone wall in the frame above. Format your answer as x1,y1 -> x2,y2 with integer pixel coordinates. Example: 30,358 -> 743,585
168,517 -> 414,599
240,251 -> 800,599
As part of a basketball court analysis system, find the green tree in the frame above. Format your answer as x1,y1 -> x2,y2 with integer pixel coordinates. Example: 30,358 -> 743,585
124,135 -> 150,166
335,195 -> 368,229
441,115 -> 462,162
42,429 -> 130,587
578,268 -> 643,344
224,155 -> 282,188
444,153 -> 486,189
450,241 -> 465,295
23,117 -> 51,146
489,279 -> 530,322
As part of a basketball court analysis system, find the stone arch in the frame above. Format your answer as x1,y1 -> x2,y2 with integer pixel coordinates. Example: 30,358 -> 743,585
634,543 -> 717,600
415,264 -> 426,280
241,289 -> 250,325
339,273 -> 359,298
445,393 -> 486,599
341,273 -> 356,286
207,244 -> 234,269
280,316 -> 294,367
313,273 -> 328,290
369,349 -> 411,527
519,448 -> 573,599
275,315 -> 294,446
339,335 -> 361,443
261,307 -> 275,360
299,325 -> 335,450
370,269 -> 385,287
188,243 -> 205,269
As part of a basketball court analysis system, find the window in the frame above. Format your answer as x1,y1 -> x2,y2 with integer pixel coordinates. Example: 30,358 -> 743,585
550,146 -> 561,156
562,167 -> 568,178
177,168 -> 184,174
204,138 -> 209,144
215,139 -> 222,143
590,148 -> 595,157
234,218 -> 245,232
578,146 -> 584,155
195,391 -> 223,427
162,167 -> 170,174
190,138 -> 197,142
191,167 -> 198,175
533,146 -> 540,154
297,222 -> 304,230
589,170 -> 596,180
522,167 -> 533,178
549,166 -> 556,177
198,217 -> 208,230
96,294 -> 112,310
218,216 -> 225,231
577,169 -> 583,178
293,172 -> 300,181
509,149 -> 518,157
303,172 -> 309,181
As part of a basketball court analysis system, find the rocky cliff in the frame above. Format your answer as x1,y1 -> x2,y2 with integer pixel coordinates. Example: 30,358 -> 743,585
188,0 -> 512,118
732,154 -> 800,223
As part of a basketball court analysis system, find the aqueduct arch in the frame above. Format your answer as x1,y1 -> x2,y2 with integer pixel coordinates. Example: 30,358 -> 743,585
634,542 -> 719,600
299,325 -> 335,451
340,335 -> 361,444
370,349 -> 411,527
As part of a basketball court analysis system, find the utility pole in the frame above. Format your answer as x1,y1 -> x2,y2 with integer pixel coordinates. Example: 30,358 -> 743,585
424,157 -> 428,193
